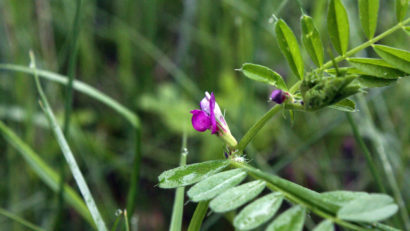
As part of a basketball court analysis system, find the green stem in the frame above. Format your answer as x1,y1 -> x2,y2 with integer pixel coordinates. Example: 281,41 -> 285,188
345,113 -> 386,193
169,134 -> 188,231
237,105 -> 282,152
187,201 -> 210,231
319,17 -> 410,71
229,161 -> 370,231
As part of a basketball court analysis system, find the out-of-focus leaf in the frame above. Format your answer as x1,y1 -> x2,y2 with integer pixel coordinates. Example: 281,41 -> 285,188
158,160 -> 229,188
266,206 -> 306,231
275,19 -> 304,79
329,99 -> 356,112
337,194 -> 398,222
209,180 -> 266,213
348,58 -> 405,79
187,169 -> 247,202
233,192 -> 283,230
358,0 -> 379,39
327,0 -> 350,54
301,15 -> 324,67
239,63 -> 288,90
139,84 -> 196,134
373,45 -> 410,73
396,0 -> 408,22
321,191 -> 368,207
358,76 -> 397,88
313,220 -> 334,231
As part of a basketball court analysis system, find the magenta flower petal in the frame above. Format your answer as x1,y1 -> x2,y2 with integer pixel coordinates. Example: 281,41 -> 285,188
191,110 -> 212,132
209,92 -> 218,134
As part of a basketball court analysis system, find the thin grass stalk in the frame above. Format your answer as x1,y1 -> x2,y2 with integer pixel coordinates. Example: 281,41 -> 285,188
64,0 -> 82,135
125,127 -> 142,223
110,211 -> 123,231
0,208 -> 46,231
345,113 -> 386,193
0,64 -> 140,128
169,133 -> 188,231
124,210 -> 130,231
30,52 -> 108,231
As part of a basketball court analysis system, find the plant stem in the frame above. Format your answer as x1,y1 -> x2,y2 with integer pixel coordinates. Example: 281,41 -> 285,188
229,161 -> 370,231
345,113 -> 386,193
237,105 -> 282,152
187,201 -> 210,231
169,133 -> 188,231
30,52 -> 108,231
319,17 -> 410,71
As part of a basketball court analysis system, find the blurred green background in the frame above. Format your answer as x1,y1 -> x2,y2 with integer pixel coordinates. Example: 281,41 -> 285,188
0,0 -> 409,230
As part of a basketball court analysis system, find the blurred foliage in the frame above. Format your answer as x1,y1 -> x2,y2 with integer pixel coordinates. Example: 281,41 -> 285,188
0,0 -> 409,230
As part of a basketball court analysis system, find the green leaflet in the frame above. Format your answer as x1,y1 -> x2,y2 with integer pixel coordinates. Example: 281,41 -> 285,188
329,99 -> 356,112
321,191 -> 369,207
348,58 -> 405,79
239,63 -> 288,90
337,194 -> 398,222
266,206 -> 306,231
396,0 -> 409,22
233,192 -> 283,230
187,169 -> 247,202
327,0 -> 350,55
358,75 -> 397,88
301,15 -> 324,67
358,0 -> 379,39
373,45 -> 410,74
313,220 -> 334,231
232,161 -> 340,214
158,160 -> 229,188
275,19 -> 304,79
209,180 -> 266,213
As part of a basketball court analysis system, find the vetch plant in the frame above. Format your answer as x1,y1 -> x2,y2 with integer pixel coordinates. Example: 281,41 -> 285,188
158,0 -> 410,230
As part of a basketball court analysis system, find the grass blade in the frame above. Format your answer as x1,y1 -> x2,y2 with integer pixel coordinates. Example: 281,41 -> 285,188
0,208 -> 46,231
0,120 -> 94,226
169,134 -> 188,231
30,52 -> 108,231
0,64 -> 140,128
64,0 -> 83,135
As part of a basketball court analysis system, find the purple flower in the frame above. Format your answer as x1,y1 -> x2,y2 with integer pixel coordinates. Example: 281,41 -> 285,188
191,92 -> 228,134
190,92 -> 237,147
270,89 -> 288,104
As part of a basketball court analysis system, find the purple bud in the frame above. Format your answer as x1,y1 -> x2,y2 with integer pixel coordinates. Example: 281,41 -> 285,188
190,110 -> 211,132
270,89 -> 287,104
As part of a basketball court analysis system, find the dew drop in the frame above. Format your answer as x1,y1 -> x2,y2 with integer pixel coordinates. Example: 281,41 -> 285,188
115,209 -> 123,216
